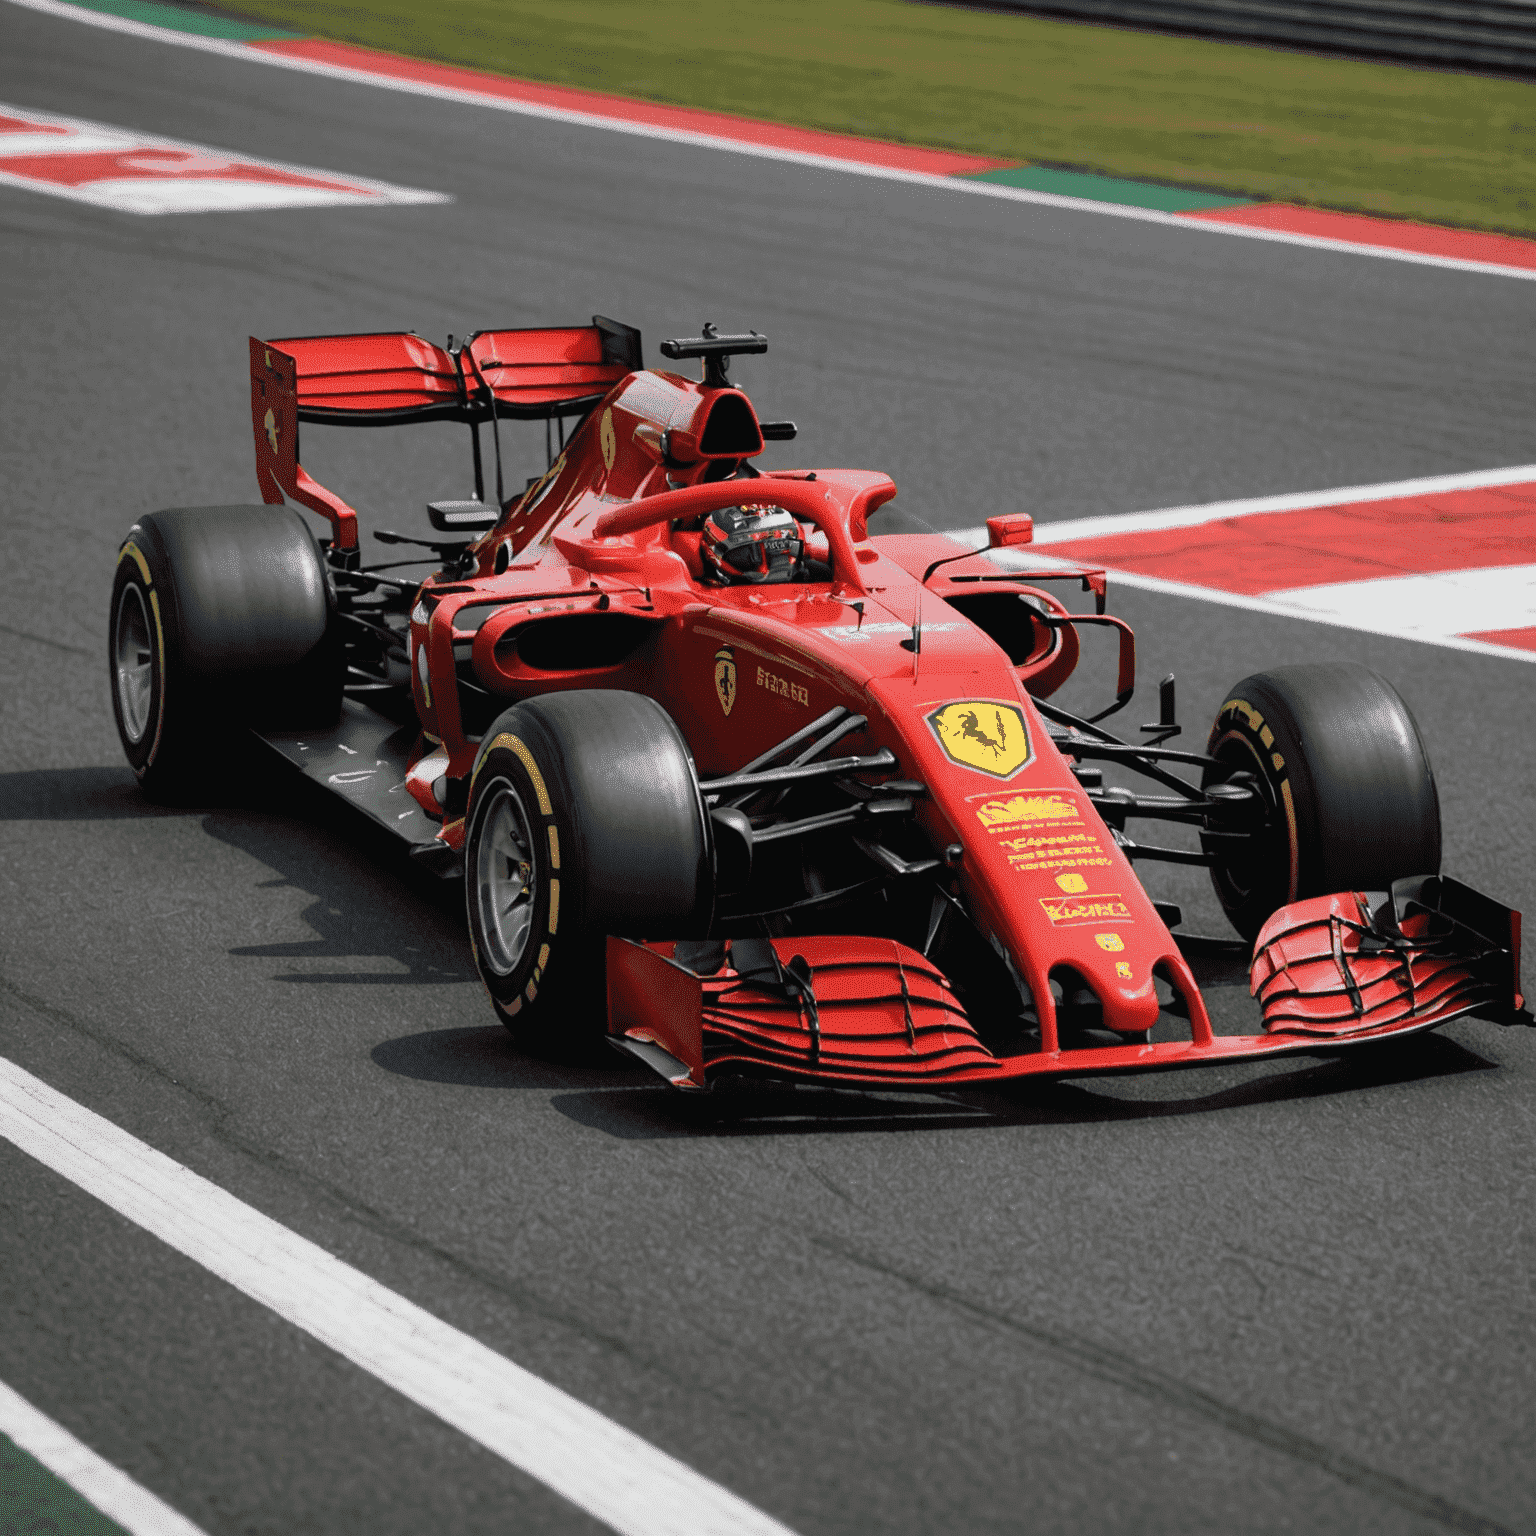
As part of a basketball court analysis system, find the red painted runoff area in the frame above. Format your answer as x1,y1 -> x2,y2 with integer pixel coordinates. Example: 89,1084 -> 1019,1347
1462,625 -> 1536,652
250,38 -> 1014,176
1187,202 -> 1536,272
0,112 -> 66,134
1041,482 -> 1536,594
0,147 -> 357,190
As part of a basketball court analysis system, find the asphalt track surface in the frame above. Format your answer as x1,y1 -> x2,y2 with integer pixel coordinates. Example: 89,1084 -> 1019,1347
2,6 -> 1535,1533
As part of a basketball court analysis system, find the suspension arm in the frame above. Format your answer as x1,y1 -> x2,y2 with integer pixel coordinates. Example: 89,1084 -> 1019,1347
700,748 -> 898,799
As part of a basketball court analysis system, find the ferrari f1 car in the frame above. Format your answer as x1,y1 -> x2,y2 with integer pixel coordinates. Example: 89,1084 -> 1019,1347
110,318 -> 1528,1090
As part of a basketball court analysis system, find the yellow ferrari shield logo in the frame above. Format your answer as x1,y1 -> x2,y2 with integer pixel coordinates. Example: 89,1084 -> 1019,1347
928,701 -> 1030,778
263,406 -> 278,454
714,647 -> 737,715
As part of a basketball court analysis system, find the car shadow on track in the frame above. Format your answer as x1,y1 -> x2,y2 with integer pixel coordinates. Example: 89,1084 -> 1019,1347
4,762 -> 480,989
0,764 -> 188,819
369,1020 -> 1498,1138
202,795 -> 477,989
371,1024 -> 645,1093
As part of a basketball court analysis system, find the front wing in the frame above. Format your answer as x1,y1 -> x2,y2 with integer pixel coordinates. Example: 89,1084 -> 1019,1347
607,877 -> 1526,1090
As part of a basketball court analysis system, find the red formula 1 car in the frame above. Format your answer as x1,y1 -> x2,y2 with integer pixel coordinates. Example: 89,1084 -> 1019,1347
109,318 -> 1527,1090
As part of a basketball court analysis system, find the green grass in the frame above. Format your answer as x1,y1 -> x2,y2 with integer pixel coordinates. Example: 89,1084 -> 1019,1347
212,0 -> 1536,234
1,1433 -> 129,1536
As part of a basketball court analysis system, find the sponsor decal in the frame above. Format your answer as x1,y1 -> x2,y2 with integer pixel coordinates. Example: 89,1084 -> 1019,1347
1002,835 -> 1112,876
974,792 -> 1077,828
1094,933 -> 1125,951
599,408 -> 616,471
264,406 -> 278,453
971,787 -> 1119,879
1115,961 -> 1133,980
714,647 -> 737,716
1039,892 -> 1133,927
528,453 -> 571,543
928,701 -> 1031,779
755,664 -> 808,708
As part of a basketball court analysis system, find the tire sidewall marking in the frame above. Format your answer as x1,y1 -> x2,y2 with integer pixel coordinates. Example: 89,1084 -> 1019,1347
466,751 -> 563,1015
112,551 -> 169,776
145,584 -> 167,768
120,539 -> 153,588
1210,697 -> 1301,906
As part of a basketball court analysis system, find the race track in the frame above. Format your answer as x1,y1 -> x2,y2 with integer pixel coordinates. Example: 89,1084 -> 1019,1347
2,4 -> 1534,1532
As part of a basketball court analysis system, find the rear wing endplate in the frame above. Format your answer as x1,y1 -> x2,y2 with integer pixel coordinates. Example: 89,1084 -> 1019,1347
250,338 -> 359,550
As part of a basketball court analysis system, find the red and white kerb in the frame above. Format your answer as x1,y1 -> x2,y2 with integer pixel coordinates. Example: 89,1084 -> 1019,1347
0,101 -> 448,215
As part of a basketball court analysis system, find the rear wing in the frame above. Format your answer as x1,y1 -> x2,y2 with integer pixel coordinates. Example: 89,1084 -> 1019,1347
249,317 -> 642,545
462,319 -> 641,420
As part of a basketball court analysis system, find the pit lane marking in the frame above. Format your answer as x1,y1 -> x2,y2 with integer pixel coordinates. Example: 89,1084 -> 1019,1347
0,1377 -> 208,1535
0,101 -> 447,215
952,463 -> 1536,664
0,1055 -> 797,1536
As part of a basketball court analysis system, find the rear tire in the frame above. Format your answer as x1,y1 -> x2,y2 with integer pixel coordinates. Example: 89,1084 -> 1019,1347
465,691 -> 713,1042
1202,663 -> 1441,940
110,505 -> 342,801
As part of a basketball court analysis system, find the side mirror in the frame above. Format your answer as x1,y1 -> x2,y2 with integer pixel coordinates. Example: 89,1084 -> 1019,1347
986,513 -> 1033,548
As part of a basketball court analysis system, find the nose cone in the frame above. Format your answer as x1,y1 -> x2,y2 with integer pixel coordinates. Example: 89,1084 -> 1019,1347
1099,968 -> 1163,1036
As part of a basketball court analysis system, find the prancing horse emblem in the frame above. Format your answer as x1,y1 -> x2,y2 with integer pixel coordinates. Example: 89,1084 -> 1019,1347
714,647 -> 737,716
264,406 -> 279,454
927,700 -> 1031,778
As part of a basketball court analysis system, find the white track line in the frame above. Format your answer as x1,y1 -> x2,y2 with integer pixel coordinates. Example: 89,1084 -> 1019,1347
8,0 -> 1536,283
1263,562 -> 1536,635
0,1056 -> 797,1536
0,1378 -> 209,1536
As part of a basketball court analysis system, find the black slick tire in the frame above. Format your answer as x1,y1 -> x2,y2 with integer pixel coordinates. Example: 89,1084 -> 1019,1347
110,505 -> 342,801
1202,663 -> 1441,940
464,691 -> 713,1042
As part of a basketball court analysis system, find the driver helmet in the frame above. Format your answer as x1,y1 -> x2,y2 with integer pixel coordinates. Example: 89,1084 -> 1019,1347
700,503 -> 803,584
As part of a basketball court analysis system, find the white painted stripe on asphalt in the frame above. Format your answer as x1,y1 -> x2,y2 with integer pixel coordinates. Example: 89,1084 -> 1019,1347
0,1056 -> 798,1536
1263,562 -> 1536,637
0,1377 -> 209,1536
8,0 -> 1536,283
0,127 -> 140,154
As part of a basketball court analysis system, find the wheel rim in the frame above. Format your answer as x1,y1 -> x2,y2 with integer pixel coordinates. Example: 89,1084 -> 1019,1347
473,781 -> 538,976
114,583 -> 154,744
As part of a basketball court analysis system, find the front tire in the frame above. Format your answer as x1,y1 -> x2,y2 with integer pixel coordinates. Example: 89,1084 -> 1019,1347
1202,663 -> 1441,939
465,691 -> 713,1040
